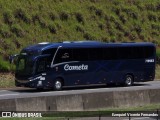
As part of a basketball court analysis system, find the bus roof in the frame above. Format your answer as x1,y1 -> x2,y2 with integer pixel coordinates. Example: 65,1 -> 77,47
23,41 -> 155,52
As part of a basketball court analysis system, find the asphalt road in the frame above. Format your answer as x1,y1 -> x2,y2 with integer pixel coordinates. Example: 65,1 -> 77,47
0,81 -> 160,100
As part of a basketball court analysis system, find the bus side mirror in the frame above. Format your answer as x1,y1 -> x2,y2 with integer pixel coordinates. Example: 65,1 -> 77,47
9,54 -> 19,64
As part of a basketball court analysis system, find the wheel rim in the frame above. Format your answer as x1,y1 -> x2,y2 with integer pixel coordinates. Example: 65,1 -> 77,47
126,76 -> 132,86
55,81 -> 61,89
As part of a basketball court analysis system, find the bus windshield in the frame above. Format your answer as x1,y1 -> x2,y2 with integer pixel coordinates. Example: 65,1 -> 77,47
16,55 -> 34,77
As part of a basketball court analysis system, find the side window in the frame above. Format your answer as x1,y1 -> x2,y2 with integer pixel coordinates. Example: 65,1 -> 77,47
72,48 -> 89,61
54,48 -> 73,63
117,47 -> 132,59
37,58 -> 47,74
103,48 -> 110,60
131,47 -> 144,59
144,46 -> 154,58
89,48 -> 103,60
42,48 -> 57,63
103,47 -> 118,60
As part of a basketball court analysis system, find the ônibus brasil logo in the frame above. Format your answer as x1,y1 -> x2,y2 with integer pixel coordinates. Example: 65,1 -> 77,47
64,64 -> 88,71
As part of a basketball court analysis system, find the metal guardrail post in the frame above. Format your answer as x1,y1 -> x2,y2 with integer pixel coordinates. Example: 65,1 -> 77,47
129,112 -> 131,120
157,109 -> 159,120
99,114 -> 101,120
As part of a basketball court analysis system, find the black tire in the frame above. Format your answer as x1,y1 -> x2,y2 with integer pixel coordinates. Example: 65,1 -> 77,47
124,75 -> 133,86
53,78 -> 62,91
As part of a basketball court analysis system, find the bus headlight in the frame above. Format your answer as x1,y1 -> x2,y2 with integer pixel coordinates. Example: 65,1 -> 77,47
40,77 -> 45,80
29,76 -> 45,81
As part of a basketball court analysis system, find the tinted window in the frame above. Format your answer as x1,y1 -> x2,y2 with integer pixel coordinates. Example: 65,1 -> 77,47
103,47 -> 118,60
89,48 -> 103,60
72,48 -> 89,61
52,45 -> 154,63
131,47 -> 144,59
144,46 -> 154,58
42,48 -> 57,63
36,57 -> 48,74
117,47 -> 132,59
103,46 -> 153,60
54,48 -> 73,63
130,46 -> 154,59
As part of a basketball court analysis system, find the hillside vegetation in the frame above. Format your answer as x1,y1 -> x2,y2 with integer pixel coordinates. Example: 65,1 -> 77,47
0,0 -> 160,71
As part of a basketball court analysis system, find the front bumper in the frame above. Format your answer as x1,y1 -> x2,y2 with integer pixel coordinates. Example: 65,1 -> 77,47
15,79 -> 43,88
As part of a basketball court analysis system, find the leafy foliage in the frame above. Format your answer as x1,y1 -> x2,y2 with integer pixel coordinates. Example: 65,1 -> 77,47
0,0 -> 160,71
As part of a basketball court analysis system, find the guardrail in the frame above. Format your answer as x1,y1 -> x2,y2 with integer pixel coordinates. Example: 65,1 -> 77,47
0,88 -> 160,112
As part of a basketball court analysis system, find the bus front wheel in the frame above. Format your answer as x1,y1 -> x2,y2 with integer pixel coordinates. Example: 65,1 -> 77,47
124,75 -> 133,86
54,79 -> 62,91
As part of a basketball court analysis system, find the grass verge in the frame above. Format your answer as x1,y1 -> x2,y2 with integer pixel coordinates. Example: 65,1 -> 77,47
42,104 -> 160,118
155,65 -> 160,80
0,73 -> 15,88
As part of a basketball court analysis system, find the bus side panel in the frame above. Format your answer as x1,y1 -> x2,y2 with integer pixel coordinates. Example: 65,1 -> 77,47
47,59 -> 154,88
104,60 -> 145,84
88,61 -> 108,84
56,62 -> 92,86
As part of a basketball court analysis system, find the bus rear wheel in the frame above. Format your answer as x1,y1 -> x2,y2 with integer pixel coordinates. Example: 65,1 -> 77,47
54,79 -> 62,91
124,75 -> 133,86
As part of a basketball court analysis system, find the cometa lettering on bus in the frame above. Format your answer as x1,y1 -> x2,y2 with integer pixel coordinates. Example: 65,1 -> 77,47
64,64 -> 88,71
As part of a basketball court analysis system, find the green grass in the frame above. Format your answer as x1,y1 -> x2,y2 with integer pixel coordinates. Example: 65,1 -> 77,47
155,65 -> 160,79
0,73 -> 14,88
0,0 -> 160,71
44,104 -> 160,117
157,48 -> 160,57
102,103 -> 160,111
